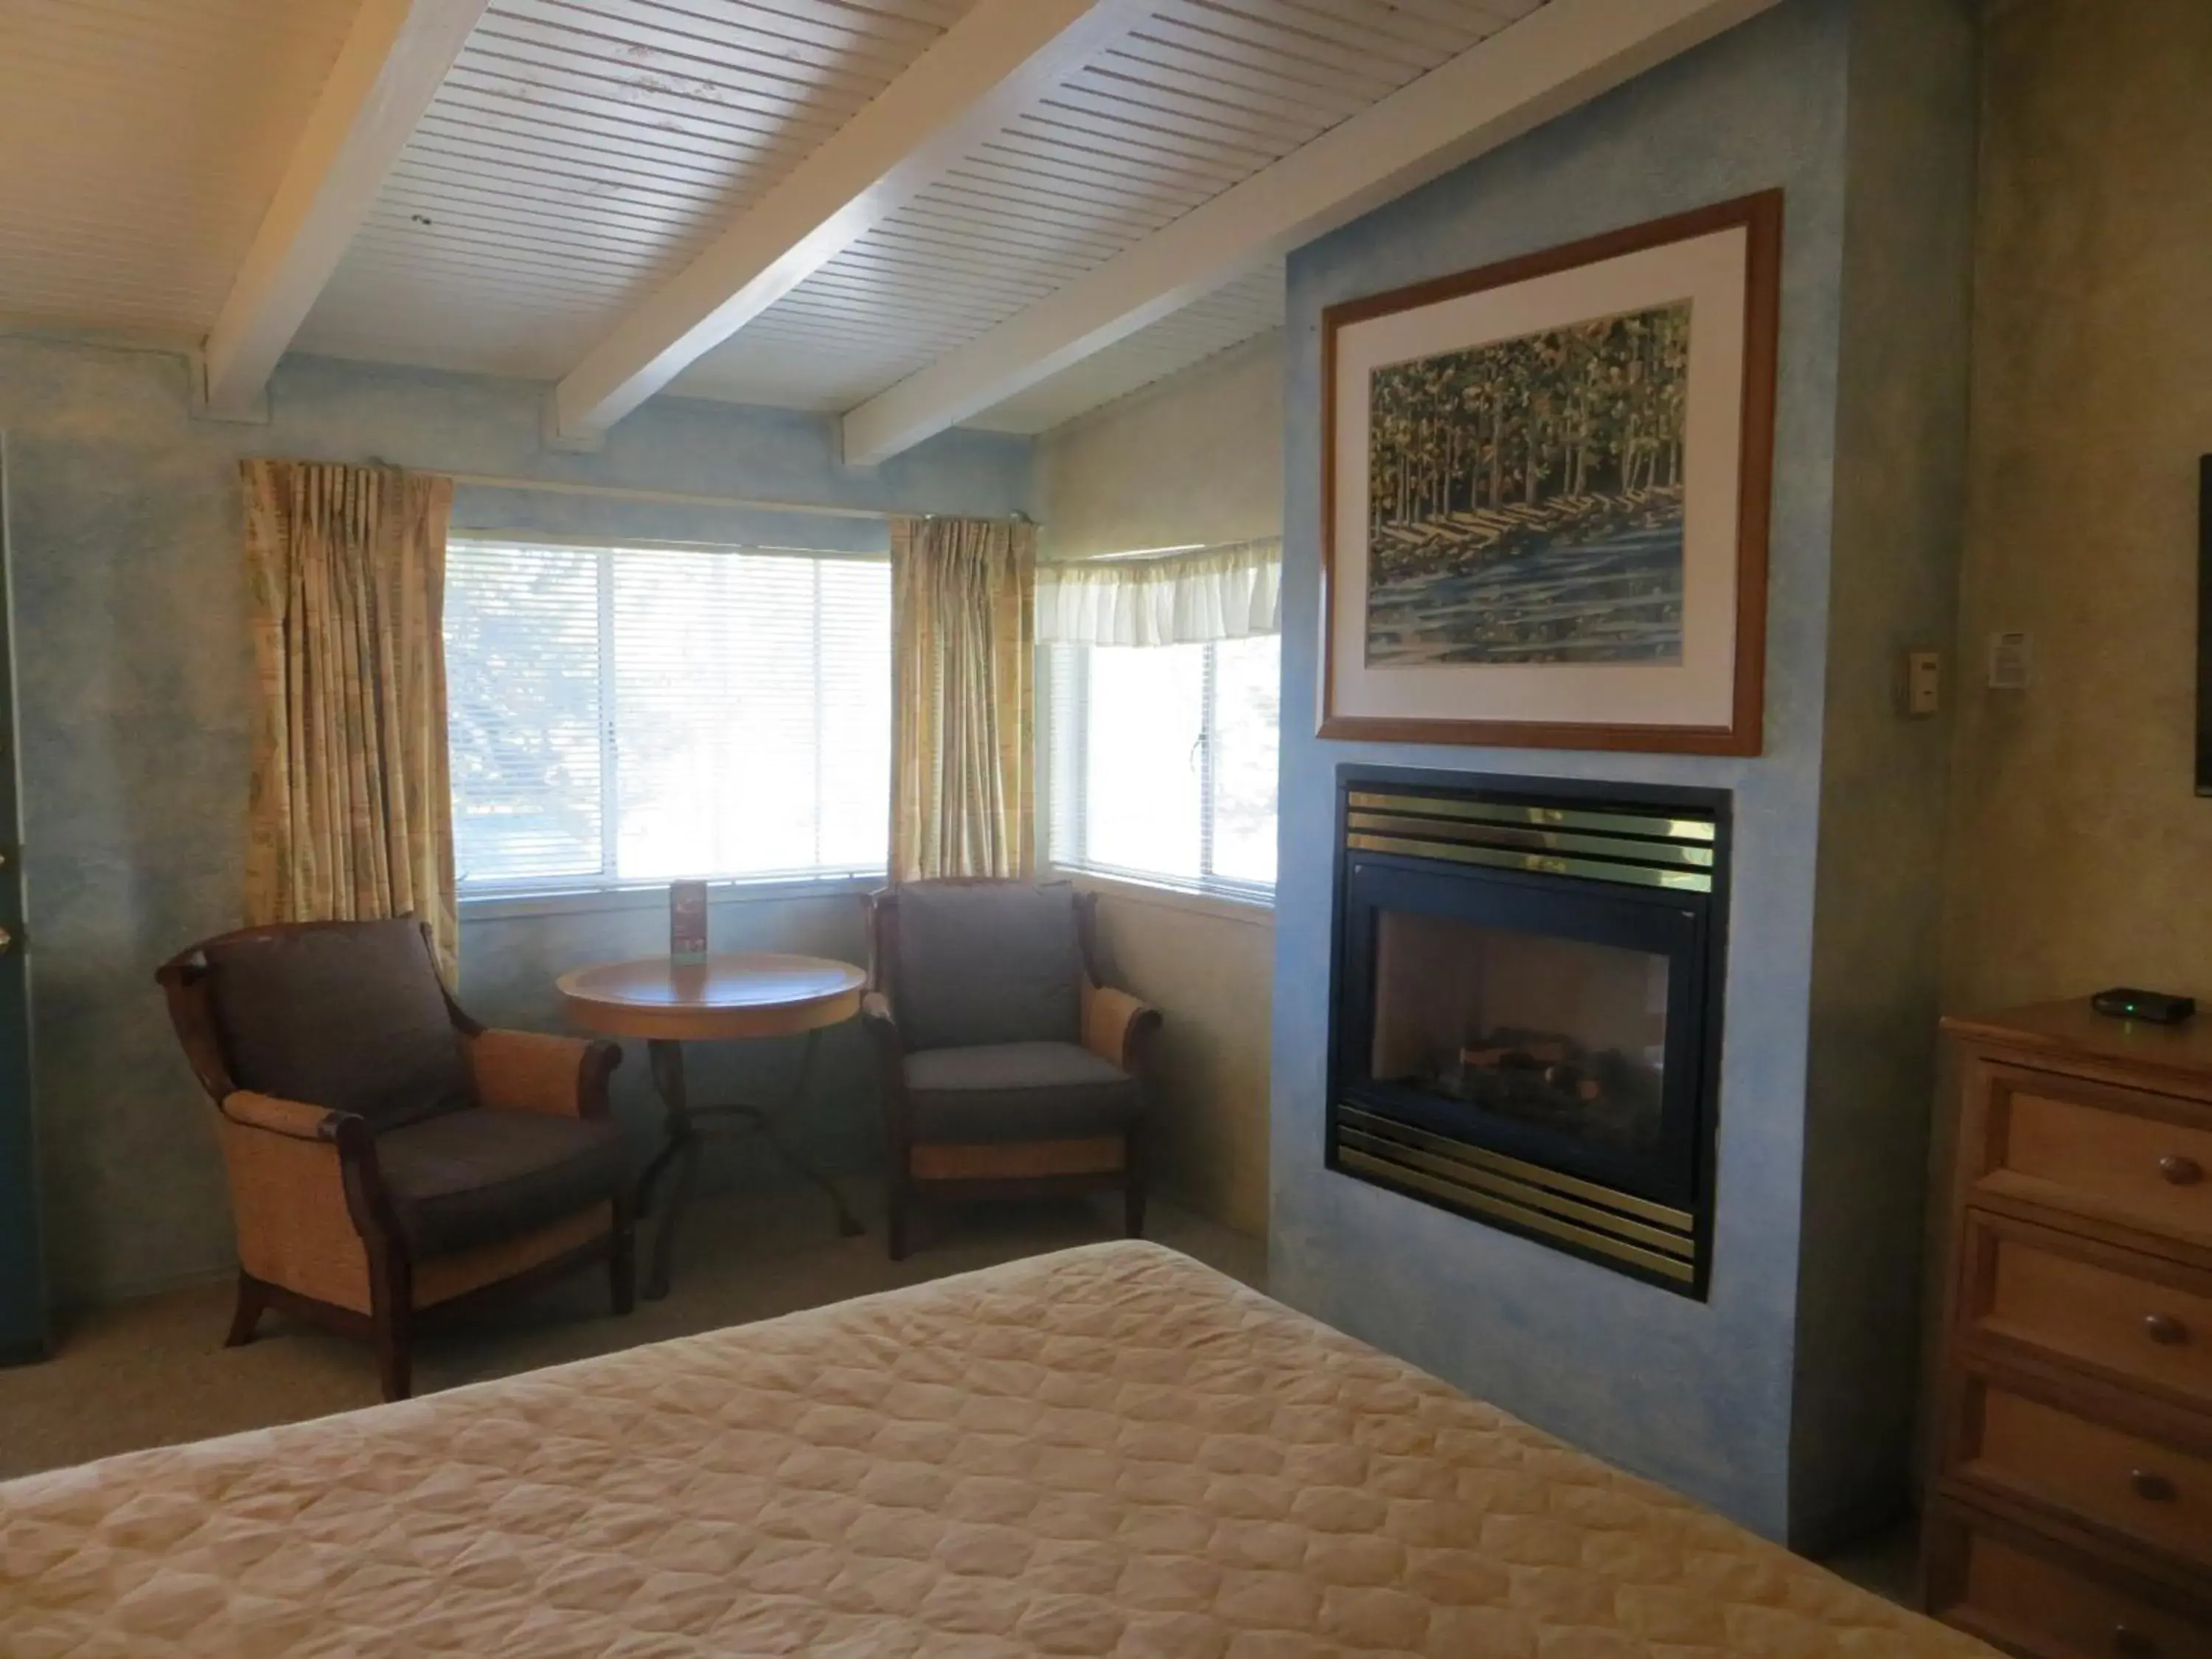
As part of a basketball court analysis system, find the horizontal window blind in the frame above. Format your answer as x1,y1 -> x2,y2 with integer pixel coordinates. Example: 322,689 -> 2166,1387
1045,636 -> 1279,902
446,543 -> 605,888
1208,634 -> 1280,889
446,540 -> 890,894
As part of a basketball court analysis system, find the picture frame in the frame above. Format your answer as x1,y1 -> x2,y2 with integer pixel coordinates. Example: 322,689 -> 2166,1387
1320,191 -> 1783,754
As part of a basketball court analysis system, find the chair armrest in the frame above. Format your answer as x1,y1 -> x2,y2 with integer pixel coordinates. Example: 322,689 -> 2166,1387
860,992 -> 911,1148
465,1028 -> 620,1120
212,1093 -> 392,1307
860,992 -> 902,1051
1082,982 -> 1162,1074
220,1091 -> 348,1141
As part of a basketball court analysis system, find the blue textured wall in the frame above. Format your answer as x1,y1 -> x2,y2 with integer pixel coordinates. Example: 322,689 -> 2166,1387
0,337 -> 1033,1305
1792,0 -> 1978,1546
1271,0 -> 1854,1542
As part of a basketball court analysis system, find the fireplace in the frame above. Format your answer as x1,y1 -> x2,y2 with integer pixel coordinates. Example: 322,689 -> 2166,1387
1328,767 -> 1729,1296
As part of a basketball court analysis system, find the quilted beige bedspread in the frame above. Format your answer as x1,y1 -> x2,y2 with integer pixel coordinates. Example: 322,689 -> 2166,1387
1,1241 -> 1990,1658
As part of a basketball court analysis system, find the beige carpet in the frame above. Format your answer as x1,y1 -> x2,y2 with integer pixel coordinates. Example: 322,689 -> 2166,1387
0,1179 -> 1265,1485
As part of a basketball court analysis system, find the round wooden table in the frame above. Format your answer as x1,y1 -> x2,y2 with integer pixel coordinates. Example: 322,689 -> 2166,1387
557,953 -> 867,1300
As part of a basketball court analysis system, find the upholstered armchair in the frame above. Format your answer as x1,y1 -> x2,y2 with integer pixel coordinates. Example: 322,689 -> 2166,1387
863,881 -> 1161,1259
156,918 -> 632,1401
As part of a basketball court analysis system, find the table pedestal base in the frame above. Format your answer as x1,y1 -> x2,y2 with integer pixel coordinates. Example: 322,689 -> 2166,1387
632,1031 -> 864,1301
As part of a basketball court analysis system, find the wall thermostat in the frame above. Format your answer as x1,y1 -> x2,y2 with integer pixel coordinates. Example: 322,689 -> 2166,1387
1987,630 -> 2031,690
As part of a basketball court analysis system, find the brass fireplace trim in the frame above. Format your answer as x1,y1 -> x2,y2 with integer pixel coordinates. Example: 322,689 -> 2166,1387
1339,1107 -> 1694,1231
1346,832 -> 1714,893
1345,810 -> 1716,869
1337,1129 -> 1694,1257
1336,1145 -> 1697,1284
1335,1105 -> 1699,1281
1347,791 -> 1717,844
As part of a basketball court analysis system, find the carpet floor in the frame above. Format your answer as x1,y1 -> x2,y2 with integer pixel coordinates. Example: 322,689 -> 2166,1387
0,1179 -> 1265,1485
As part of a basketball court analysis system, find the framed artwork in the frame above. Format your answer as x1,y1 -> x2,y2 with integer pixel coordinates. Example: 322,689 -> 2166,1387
1321,191 -> 1782,754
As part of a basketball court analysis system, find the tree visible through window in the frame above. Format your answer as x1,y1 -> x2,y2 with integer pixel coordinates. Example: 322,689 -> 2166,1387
1046,636 -> 1279,900
445,540 -> 890,894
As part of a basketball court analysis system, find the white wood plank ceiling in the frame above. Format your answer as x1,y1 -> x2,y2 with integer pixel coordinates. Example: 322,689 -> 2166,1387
292,0 -> 981,382
0,0 -> 362,338
664,1 -> 1535,419
0,0 -> 1795,439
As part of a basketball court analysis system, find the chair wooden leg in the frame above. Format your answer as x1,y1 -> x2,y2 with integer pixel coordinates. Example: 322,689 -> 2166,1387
609,1195 -> 636,1317
1124,1130 -> 1147,1240
369,1245 -> 414,1403
223,1272 -> 266,1348
375,1303 -> 413,1402
373,1311 -> 412,1401
887,1175 -> 911,1262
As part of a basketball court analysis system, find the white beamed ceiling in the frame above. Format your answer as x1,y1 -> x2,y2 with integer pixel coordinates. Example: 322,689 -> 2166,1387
296,0 -> 1540,428
669,0 -> 1536,421
3,0 -> 1553,433
291,0 -> 981,382
0,0 -> 362,338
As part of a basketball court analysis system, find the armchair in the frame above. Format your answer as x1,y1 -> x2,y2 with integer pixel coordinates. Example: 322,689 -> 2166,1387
863,881 -> 1161,1259
156,918 -> 631,1401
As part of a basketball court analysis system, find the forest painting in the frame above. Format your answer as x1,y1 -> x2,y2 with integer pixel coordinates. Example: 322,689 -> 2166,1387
1364,301 -> 1691,667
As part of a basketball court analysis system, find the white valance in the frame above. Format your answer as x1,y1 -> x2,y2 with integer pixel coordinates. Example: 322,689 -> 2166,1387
1036,538 -> 1281,647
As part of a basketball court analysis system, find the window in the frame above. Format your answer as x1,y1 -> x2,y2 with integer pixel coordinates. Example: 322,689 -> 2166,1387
445,539 -> 890,894
1046,633 -> 1279,900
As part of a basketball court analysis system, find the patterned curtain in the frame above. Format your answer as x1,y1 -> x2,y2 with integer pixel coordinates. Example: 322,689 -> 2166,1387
889,515 -> 1035,882
240,461 -> 458,978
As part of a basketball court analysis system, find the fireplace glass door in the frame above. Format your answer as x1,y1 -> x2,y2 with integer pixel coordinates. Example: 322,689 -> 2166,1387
1337,856 -> 1708,1210
1370,911 -> 1670,1160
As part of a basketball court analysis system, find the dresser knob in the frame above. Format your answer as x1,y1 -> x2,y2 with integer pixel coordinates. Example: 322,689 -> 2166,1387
2127,1468 -> 2177,1503
2112,1626 -> 2158,1659
2143,1313 -> 2189,1346
2158,1154 -> 2204,1186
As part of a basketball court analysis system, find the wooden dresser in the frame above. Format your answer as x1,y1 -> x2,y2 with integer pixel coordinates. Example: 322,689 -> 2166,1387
1924,1001 -> 2212,1658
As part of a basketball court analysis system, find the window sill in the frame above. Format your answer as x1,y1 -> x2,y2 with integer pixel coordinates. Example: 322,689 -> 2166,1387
460,873 -> 882,923
1055,867 -> 1275,929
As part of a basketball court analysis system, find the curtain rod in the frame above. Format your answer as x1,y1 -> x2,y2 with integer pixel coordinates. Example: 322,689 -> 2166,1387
1062,535 -> 1281,563
439,470 -> 1033,526
443,471 -> 891,521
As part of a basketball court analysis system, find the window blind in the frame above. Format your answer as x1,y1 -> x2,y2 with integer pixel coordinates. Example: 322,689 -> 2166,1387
446,540 -> 891,894
1044,634 -> 1279,901
445,543 -> 605,888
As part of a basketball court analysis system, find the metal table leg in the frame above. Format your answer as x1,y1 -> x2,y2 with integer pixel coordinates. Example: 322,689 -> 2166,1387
635,1038 -> 700,1302
737,1028 -> 866,1239
633,1029 -> 863,1301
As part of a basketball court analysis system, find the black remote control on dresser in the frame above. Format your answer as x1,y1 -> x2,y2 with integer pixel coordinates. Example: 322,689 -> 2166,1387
2090,987 -> 2196,1024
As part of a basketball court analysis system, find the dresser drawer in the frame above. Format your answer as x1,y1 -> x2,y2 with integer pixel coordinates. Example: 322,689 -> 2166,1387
1926,1500 -> 2212,1659
1964,1214 -> 2212,1412
1955,1372 -> 2212,1571
1976,1068 -> 2212,1247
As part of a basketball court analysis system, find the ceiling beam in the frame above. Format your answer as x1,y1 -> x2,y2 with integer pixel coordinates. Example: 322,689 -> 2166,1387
839,0 -> 1777,465
201,0 -> 488,420
548,0 -> 1138,447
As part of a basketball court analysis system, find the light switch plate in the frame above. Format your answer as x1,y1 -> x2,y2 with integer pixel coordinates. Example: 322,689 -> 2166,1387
1906,650 -> 1941,716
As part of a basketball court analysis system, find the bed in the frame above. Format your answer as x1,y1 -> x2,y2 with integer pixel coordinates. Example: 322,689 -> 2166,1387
1,1241 -> 1989,1657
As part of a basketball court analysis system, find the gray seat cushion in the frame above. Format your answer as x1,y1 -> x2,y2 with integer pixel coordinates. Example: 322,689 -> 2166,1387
894,883 -> 1083,1051
203,919 -> 473,1133
375,1109 -> 627,1258
902,1041 -> 1142,1144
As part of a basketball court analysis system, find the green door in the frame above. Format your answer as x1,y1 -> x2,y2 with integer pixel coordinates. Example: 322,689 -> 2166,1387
0,433 -> 44,1363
